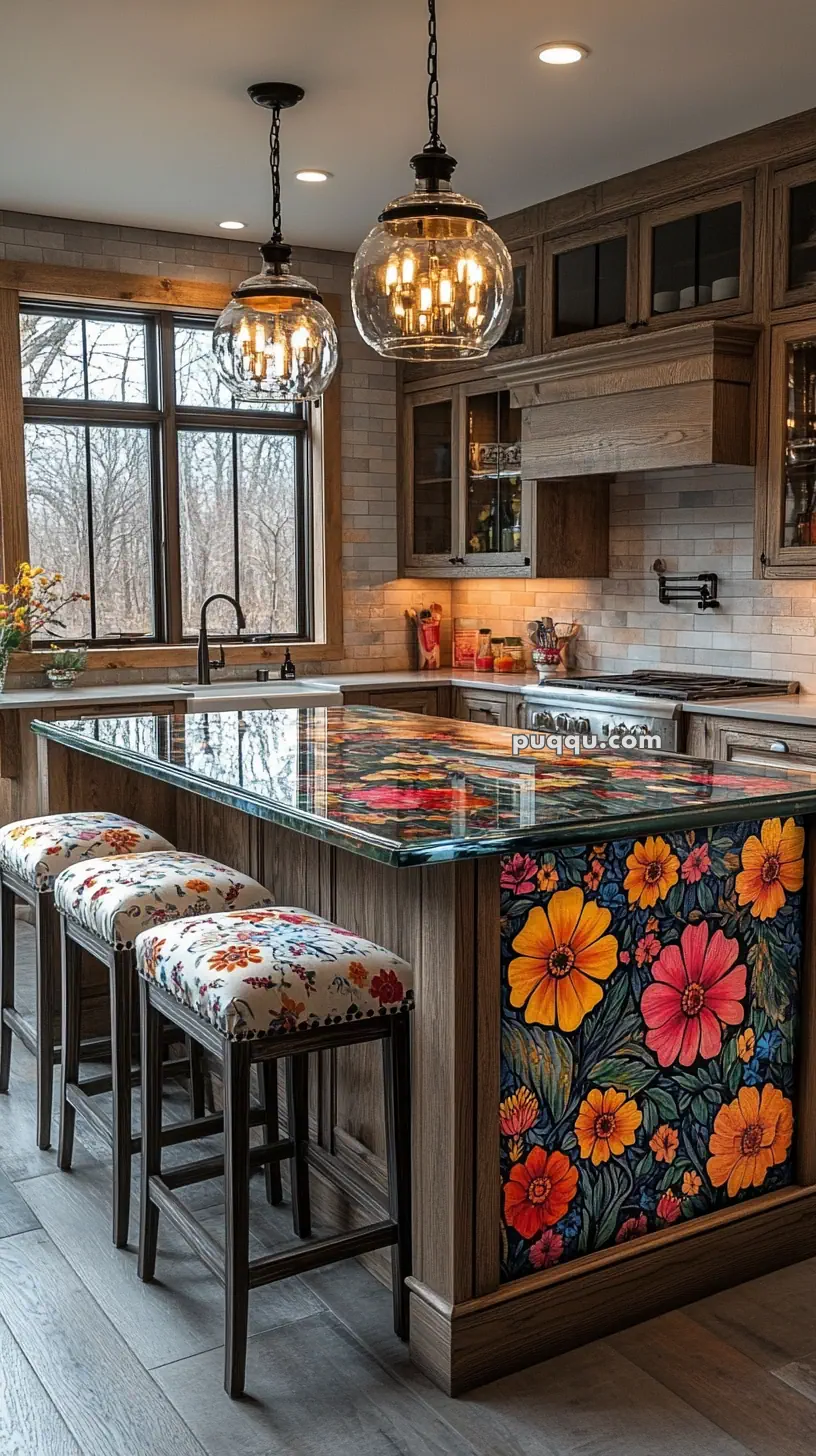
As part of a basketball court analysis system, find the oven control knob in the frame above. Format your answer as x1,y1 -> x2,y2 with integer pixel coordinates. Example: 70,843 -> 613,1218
531,710 -> 553,730
577,718 -> 591,735
555,713 -> 570,731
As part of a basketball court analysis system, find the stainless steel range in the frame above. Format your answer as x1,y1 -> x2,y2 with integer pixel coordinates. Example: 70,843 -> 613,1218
524,671 -> 798,755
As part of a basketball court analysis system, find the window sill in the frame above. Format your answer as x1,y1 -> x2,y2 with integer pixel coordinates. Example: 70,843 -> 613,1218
9,641 -> 338,675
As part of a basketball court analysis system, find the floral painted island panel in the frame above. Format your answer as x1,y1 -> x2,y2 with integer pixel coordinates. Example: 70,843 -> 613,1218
499,816 -> 804,1281
34,706 -> 816,866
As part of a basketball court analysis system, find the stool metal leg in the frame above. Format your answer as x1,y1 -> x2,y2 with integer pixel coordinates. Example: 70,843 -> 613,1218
260,1061 -> 283,1206
34,891 -> 59,1150
286,1053 -> 311,1238
224,1039 -> 251,1398
57,918 -> 81,1172
383,1013 -> 412,1341
0,879 -> 15,1095
138,976 -> 162,1283
110,948 -> 134,1248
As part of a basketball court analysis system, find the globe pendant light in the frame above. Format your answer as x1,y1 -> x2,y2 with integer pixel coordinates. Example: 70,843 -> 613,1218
213,83 -> 338,402
351,0 -> 514,361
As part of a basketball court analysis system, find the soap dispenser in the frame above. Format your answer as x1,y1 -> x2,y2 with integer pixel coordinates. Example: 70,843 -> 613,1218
280,648 -> 296,680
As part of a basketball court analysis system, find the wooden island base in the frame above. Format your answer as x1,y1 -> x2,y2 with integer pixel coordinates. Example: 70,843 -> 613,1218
35,722 -> 816,1395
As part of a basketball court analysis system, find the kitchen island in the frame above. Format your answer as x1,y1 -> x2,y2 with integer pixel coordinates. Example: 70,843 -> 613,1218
32,705 -> 816,1393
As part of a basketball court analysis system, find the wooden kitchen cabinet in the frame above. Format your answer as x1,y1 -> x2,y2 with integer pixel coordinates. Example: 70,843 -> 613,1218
543,218 -> 636,349
453,686 -> 524,727
685,713 -> 816,772
342,686 -> 446,716
637,181 -> 754,328
772,156 -> 816,310
761,315 -> 816,574
402,382 -> 531,577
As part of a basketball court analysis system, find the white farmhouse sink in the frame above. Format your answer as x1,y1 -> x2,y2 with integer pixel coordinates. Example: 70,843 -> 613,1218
180,679 -> 342,712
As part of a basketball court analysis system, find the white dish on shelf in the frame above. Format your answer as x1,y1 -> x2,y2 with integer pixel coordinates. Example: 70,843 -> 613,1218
653,290 -> 679,313
712,276 -> 739,301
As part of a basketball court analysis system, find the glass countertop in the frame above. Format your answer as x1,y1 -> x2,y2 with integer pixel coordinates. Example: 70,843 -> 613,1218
32,706 -> 816,866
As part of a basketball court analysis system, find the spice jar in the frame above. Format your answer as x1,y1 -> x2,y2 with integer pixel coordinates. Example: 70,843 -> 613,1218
475,628 -> 494,672
494,644 -> 515,673
504,636 -> 526,672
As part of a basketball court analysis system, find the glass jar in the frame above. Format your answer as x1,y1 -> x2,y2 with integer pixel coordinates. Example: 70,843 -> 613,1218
475,628 -> 494,672
494,645 -> 515,673
490,636 -> 505,661
504,636 -> 526,672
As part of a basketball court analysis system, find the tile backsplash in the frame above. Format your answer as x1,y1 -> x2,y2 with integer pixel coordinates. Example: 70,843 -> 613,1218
452,467 -> 816,692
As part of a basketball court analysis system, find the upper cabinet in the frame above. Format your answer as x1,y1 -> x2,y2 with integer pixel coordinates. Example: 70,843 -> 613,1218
544,220 -> 635,347
637,182 -> 754,327
762,318 -> 816,573
402,382 -> 528,575
772,158 -> 816,310
401,378 -> 610,579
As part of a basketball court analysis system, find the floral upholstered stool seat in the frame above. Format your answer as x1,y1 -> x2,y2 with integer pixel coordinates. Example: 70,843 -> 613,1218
135,906 -> 414,1399
0,812 -> 174,1151
54,851 -> 273,1249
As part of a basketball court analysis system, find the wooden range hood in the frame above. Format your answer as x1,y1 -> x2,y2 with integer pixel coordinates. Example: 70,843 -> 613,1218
487,321 -> 759,478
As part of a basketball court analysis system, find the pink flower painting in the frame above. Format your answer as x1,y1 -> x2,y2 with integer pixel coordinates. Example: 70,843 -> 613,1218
640,922 -> 746,1067
500,853 -> 539,895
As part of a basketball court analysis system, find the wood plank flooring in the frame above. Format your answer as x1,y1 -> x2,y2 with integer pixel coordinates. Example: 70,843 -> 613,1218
2,925 -> 816,1453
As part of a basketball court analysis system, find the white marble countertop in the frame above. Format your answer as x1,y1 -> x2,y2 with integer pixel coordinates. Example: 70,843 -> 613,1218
681,696 -> 816,728
4,668 -> 816,728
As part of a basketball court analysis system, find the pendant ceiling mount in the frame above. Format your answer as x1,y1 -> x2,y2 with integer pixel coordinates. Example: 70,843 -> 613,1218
212,81 -> 338,403
351,0 -> 513,361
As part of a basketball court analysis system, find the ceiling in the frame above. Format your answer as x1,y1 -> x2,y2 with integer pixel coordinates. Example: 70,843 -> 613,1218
3,0 -> 816,253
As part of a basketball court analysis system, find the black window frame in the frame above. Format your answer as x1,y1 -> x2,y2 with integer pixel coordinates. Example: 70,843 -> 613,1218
19,301 -> 313,647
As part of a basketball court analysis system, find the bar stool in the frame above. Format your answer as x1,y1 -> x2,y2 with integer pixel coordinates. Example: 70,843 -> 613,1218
0,811 -> 174,1148
54,849 -> 273,1247
135,905 -> 413,1398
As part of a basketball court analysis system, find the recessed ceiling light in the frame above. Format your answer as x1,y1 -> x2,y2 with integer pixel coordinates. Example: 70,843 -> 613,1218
538,42 -> 588,65
296,169 -> 332,183
218,219 -> 246,230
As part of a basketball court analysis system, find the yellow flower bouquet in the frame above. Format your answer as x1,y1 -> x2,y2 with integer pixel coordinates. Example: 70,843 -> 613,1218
0,563 -> 89,689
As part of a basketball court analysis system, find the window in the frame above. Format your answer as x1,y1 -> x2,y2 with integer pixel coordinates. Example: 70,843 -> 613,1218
19,305 -> 311,644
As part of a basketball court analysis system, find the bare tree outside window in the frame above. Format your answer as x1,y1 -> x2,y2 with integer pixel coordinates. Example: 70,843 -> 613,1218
19,307 -> 311,643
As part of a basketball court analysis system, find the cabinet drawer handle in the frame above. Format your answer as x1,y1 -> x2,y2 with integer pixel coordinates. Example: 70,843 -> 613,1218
769,741 -> 789,753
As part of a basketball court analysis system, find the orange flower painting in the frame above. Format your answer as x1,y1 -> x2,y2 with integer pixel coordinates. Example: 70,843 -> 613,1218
624,836 -> 680,909
735,817 -> 804,921
503,1146 -> 578,1239
575,1088 -> 642,1165
508,887 -> 618,1033
707,1084 -> 793,1197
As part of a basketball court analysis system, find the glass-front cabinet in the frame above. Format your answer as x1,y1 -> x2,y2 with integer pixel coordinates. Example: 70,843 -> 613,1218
638,182 -> 754,325
773,159 -> 816,309
402,383 -> 529,575
462,386 -> 523,567
763,318 -> 816,574
545,221 -> 632,345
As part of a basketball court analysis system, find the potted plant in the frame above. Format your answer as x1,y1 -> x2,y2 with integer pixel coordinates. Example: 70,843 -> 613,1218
46,644 -> 88,689
0,563 -> 89,691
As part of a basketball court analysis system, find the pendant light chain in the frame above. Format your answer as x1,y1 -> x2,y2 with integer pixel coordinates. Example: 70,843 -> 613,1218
268,105 -> 283,244
426,0 -> 444,153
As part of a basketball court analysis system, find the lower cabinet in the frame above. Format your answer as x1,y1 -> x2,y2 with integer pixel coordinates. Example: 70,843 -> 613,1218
453,686 -> 524,728
342,687 -> 446,716
685,713 -> 816,775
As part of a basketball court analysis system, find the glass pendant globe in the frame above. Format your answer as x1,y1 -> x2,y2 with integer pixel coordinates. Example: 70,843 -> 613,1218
352,183 -> 514,361
213,268 -> 338,404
